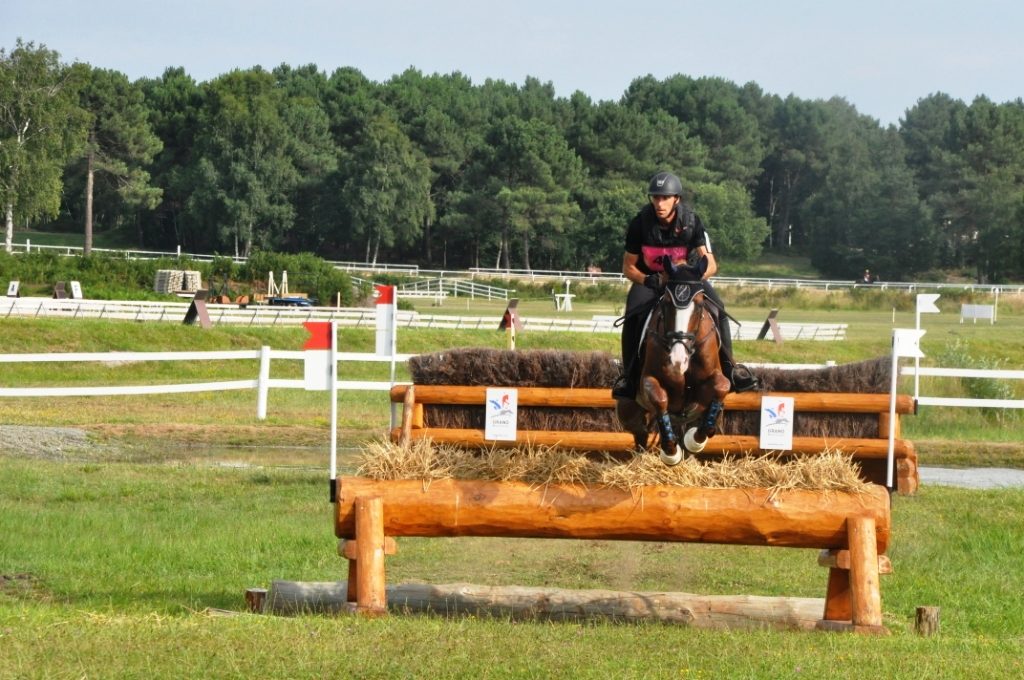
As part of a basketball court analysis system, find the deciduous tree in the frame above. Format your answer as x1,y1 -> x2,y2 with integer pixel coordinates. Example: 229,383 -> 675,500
0,40 -> 85,252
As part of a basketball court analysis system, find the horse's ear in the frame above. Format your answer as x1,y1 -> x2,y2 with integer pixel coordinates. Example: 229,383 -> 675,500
658,254 -> 675,274
696,255 -> 709,277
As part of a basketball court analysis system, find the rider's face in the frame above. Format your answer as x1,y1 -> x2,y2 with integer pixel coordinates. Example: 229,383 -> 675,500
650,194 -> 679,222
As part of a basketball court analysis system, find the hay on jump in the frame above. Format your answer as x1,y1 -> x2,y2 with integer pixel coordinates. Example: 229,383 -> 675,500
357,438 -> 873,495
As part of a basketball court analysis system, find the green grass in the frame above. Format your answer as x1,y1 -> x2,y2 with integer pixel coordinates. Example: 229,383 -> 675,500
1,307 -> 1023,677
1,457 -> 1023,677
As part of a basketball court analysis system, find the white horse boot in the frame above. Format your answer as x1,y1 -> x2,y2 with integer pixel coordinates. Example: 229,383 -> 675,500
683,427 -> 706,453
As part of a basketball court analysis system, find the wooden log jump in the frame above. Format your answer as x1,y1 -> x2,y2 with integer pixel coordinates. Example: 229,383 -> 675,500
332,476 -> 892,633
389,385 -> 919,494
265,580 -> 829,630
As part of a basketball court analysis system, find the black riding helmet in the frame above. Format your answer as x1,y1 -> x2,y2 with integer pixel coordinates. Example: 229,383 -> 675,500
648,171 -> 683,197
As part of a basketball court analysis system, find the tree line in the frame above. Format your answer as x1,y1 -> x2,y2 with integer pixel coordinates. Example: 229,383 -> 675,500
3,39 -> 1023,282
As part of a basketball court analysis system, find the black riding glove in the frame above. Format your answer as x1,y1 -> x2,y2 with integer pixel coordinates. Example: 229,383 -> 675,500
643,274 -> 662,290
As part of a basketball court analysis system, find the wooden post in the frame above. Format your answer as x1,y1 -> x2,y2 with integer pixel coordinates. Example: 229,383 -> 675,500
847,516 -> 883,629
819,549 -> 893,624
339,538 -> 358,603
340,536 -> 398,605
354,496 -> 387,615
915,606 -> 940,635
822,563 -> 852,622
399,385 -> 416,447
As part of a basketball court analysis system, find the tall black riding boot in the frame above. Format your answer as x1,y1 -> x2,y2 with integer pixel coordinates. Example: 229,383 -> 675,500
714,301 -> 760,393
612,313 -> 642,399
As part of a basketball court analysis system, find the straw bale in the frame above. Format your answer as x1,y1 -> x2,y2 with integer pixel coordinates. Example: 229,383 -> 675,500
357,439 -> 872,495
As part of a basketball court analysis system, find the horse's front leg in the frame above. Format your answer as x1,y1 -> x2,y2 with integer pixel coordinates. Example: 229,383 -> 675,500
683,371 -> 731,452
640,375 -> 684,466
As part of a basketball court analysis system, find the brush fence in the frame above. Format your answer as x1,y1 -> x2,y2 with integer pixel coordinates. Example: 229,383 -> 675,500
389,385 -> 919,495
326,476 -> 892,633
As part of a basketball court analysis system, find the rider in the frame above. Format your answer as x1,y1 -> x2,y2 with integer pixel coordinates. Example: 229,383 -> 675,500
611,171 -> 760,399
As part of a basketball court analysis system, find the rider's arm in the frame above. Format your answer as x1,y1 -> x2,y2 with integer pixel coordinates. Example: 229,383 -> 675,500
623,252 -> 654,286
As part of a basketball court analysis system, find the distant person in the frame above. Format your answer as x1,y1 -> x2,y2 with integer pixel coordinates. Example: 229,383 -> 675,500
611,171 -> 759,400
859,269 -> 874,285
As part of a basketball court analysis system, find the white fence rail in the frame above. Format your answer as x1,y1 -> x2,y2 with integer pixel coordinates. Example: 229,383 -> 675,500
398,278 -> 511,301
0,348 -> 835,414
732,321 -> 847,341
901,366 -> 1024,409
0,297 -> 418,327
0,347 -> 413,419
2,297 -> 848,340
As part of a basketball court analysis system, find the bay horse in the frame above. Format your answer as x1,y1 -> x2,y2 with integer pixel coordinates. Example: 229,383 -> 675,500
615,256 -> 731,465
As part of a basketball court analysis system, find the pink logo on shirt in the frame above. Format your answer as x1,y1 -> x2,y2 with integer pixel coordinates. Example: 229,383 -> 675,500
642,245 -> 688,271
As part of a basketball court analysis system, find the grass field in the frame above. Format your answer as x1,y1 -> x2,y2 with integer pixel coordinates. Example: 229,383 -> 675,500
1,295 -> 1023,678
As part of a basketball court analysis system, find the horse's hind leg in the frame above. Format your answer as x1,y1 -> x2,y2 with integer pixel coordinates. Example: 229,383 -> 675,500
640,376 -> 684,466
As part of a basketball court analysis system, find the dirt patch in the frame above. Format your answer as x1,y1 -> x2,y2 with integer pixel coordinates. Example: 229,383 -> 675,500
0,425 -> 94,459
89,423 -> 333,448
0,573 -> 50,602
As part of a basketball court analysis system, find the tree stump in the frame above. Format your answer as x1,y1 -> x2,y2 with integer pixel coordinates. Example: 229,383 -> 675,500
915,606 -> 940,636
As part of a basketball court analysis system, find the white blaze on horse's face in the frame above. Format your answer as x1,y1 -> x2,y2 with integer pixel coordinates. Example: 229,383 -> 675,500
669,304 -> 696,373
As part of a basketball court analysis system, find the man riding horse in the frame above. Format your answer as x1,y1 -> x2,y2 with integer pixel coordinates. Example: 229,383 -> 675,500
611,171 -> 760,400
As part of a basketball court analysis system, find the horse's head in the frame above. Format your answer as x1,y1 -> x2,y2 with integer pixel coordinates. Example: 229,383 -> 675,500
646,257 -> 709,383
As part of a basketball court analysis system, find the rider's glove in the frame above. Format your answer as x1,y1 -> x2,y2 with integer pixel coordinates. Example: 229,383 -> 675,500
644,273 -> 662,290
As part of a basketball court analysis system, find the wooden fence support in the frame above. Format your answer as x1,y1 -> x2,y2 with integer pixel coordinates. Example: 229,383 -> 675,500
848,515 -> 883,629
399,384 -> 416,447
353,495 -> 387,615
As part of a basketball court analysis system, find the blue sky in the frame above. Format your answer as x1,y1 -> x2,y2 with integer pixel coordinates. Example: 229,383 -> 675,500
4,0 -> 1021,126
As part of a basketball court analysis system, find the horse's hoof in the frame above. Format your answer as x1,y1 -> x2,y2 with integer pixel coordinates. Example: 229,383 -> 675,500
660,446 -> 683,466
683,427 -> 706,453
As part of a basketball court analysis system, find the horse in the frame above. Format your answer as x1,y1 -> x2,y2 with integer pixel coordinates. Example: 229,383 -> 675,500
615,256 -> 731,465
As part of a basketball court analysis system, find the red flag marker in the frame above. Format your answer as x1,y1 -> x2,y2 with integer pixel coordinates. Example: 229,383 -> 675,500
303,321 -> 332,350
374,284 -> 394,305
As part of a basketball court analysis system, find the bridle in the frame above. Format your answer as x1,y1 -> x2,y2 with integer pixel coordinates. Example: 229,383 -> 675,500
653,281 -> 717,360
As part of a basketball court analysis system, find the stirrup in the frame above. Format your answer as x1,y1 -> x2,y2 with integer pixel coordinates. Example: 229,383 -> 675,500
729,364 -> 761,393
611,375 -> 634,399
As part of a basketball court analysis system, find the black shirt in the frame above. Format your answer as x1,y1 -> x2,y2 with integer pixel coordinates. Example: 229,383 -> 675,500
624,203 -> 712,275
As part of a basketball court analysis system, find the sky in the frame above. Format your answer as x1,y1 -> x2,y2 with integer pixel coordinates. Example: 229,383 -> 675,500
4,0 -> 1022,127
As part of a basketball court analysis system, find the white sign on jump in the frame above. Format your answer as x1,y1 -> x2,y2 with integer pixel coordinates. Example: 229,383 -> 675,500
5,280 -> 19,297
484,387 -> 518,441
759,395 -> 795,451
69,280 -> 83,299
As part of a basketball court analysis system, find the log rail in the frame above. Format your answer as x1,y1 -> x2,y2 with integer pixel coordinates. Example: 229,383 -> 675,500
388,385 -> 919,494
